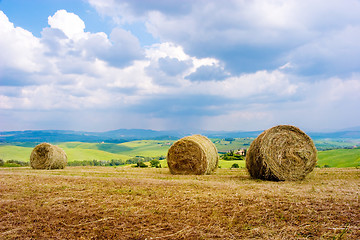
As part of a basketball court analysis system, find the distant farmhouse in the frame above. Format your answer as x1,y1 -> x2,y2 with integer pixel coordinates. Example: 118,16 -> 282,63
235,149 -> 247,156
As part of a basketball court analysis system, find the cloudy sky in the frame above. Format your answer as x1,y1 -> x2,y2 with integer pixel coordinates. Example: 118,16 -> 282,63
1,0 -> 360,132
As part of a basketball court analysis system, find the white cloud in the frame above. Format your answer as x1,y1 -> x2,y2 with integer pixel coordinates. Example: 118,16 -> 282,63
202,110 -> 273,131
287,25 -> 360,75
1,4 -> 360,131
186,70 -> 298,100
0,10 -> 147,113
48,10 -> 86,39
98,28 -> 144,67
87,0 -> 360,75
0,11 -> 43,73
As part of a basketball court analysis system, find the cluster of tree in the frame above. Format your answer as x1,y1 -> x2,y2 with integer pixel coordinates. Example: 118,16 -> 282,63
231,163 -> 240,168
126,156 -> 152,164
221,150 -> 244,160
0,156 -> 166,168
133,161 -> 148,168
132,159 -> 162,168
67,156 -> 165,168
224,138 -> 236,142
0,159 -> 29,167
150,160 -> 161,168
67,159 -> 124,166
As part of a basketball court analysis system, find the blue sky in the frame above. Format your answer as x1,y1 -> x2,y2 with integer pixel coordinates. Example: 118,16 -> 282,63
1,0 -> 360,132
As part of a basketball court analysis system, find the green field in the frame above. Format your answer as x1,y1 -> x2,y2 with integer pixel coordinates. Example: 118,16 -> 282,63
0,145 -> 33,162
213,138 -> 252,152
317,148 -> 360,167
1,140 -> 360,168
0,141 -> 173,163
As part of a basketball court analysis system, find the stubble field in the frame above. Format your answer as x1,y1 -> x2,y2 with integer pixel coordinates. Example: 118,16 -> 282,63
0,167 -> 359,239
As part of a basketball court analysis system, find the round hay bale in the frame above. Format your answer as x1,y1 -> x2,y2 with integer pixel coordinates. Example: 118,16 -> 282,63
246,125 -> 317,181
167,134 -> 219,175
30,143 -> 67,169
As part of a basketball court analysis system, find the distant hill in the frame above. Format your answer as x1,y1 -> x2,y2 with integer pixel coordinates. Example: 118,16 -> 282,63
308,131 -> 360,139
0,129 -> 183,143
1,128 -> 360,143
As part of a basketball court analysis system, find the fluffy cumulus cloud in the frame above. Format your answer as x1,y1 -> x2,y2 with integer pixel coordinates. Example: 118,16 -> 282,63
88,0 -> 360,76
48,10 -> 86,39
186,65 -> 230,82
0,11 -> 43,75
0,10 -> 144,110
1,0 -> 360,131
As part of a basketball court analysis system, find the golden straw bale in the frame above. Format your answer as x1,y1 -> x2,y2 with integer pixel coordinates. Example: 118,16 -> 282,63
167,134 -> 219,175
246,125 -> 317,181
30,143 -> 67,169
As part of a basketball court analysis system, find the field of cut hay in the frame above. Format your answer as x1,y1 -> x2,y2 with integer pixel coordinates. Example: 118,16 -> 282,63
0,167 -> 359,239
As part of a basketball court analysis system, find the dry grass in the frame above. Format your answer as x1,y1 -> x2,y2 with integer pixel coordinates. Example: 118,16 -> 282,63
0,167 -> 359,239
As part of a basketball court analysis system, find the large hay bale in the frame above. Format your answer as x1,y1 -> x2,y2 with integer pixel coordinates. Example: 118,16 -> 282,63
30,143 -> 67,169
167,134 -> 219,175
246,125 -> 317,181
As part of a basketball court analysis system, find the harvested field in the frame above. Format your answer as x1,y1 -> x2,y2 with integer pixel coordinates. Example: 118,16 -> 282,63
0,167 -> 359,239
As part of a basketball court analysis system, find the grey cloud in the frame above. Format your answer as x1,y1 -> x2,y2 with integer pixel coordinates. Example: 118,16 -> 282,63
128,94 -> 232,117
0,69 -> 37,86
97,28 -> 144,68
128,0 -> 360,76
89,0 -> 193,18
158,57 -> 193,76
145,66 -> 178,86
286,26 -> 360,77
42,25 -> 144,69
185,65 -> 229,81
0,86 -> 22,97
41,27 -> 67,56
145,57 -> 192,86
125,0 -> 193,15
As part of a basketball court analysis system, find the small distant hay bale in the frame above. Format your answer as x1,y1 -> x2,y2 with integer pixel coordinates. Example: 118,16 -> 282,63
246,125 -> 317,181
30,143 -> 67,169
167,134 -> 219,175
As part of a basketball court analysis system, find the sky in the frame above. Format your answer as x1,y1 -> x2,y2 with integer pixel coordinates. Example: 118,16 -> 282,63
0,0 -> 360,132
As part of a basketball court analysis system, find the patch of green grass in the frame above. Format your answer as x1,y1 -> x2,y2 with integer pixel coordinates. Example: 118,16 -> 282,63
213,138 -> 253,152
314,140 -> 360,151
0,144 -> 131,162
63,148 -> 130,161
317,148 -> 360,167
57,142 -> 96,149
0,145 -> 33,161
218,160 -> 246,169
118,140 -> 172,157
58,142 -> 132,154
96,143 -> 132,153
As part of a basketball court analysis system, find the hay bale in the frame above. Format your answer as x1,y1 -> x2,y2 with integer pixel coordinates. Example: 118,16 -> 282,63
167,134 -> 219,175
246,125 -> 317,181
30,143 -> 67,169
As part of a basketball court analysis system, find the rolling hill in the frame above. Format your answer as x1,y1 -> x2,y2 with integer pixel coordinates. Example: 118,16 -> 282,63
317,148 -> 360,167
1,140 -> 359,168
1,128 -> 360,143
